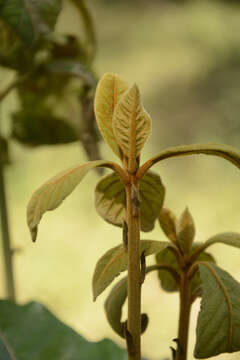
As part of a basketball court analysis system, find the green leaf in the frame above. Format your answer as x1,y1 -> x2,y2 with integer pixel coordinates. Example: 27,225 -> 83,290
158,208 -> 177,243
194,263 -> 240,358
27,160 -> 121,242
156,246 -> 179,292
12,110 -> 78,146
177,207 -> 195,254
112,84 -> 151,168
92,240 -> 168,301
104,276 -> 148,338
200,232 -> 240,252
190,248 -> 215,295
0,0 -> 62,47
156,243 -> 215,294
138,143 -> 240,177
95,170 -> 165,232
94,73 -> 128,158
0,334 -> 15,360
0,300 -> 127,360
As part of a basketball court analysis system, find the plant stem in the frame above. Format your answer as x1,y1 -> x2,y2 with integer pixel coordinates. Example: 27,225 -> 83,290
176,270 -> 192,360
0,164 -> 16,301
126,180 -> 141,360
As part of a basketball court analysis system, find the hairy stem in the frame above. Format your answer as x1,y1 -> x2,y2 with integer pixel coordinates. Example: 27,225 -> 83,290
0,164 -> 16,301
176,270 -> 192,360
126,180 -> 141,360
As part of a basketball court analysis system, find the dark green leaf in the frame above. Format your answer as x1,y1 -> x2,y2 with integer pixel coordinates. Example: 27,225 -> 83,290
0,0 -> 62,47
93,240 -> 168,301
195,263 -> 240,358
95,170 -> 165,232
12,110 -> 78,146
0,334 -> 16,360
104,276 -> 148,338
0,300 -> 127,360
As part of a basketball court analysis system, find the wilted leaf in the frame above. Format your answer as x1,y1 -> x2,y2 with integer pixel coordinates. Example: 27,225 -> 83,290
92,240 -> 168,301
0,0 -> 62,47
94,72 -> 128,158
112,84 -> 151,169
104,276 -> 148,338
27,160 -> 119,242
177,208 -> 195,254
158,208 -> 177,243
194,263 -> 240,358
0,300 -> 127,360
95,171 -> 165,232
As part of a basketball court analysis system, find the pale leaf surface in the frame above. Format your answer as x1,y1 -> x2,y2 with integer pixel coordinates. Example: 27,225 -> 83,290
94,72 -> 128,158
92,240 -> 168,301
112,84 -> 151,161
27,160 -> 115,242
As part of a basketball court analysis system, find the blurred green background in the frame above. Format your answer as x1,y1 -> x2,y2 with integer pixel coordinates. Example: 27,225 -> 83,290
1,0 -> 240,359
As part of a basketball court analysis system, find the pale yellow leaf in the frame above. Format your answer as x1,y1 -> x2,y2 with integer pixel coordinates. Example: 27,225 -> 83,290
112,84 -> 151,167
94,73 -> 128,158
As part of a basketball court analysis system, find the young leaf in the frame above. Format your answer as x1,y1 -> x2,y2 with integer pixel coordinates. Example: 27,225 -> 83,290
92,240 -> 168,301
0,0 -> 62,47
94,73 -> 128,158
177,207 -> 195,254
95,171 -> 165,232
104,276 -> 148,338
112,84 -> 151,171
27,160 -> 125,242
158,208 -> 177,243
194,263 -> 240,358
137,143 -> 240,178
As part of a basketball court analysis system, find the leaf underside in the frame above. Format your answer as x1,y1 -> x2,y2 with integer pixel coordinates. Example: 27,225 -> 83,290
112,84 -> 151,161
195,263 -> 240,358
95,170 -> 165,232
94,72 -> 128,158
27,160 -> 115,242
92,240 -> 168,301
